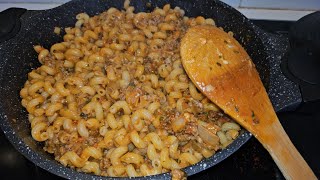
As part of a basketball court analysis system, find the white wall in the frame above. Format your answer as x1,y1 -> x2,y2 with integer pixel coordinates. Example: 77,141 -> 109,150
0,0 -> 318,20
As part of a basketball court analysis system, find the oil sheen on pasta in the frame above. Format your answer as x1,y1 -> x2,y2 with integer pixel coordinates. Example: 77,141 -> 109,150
20,0 -> 241,177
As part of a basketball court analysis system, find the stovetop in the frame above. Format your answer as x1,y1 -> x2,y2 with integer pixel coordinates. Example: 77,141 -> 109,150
0,20 -> 319,179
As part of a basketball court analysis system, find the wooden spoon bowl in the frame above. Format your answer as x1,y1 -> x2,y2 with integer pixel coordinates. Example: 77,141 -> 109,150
180,25 -> 316,180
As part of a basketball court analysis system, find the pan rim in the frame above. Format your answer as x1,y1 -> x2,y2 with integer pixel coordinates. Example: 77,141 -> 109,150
0,0 -> 271,179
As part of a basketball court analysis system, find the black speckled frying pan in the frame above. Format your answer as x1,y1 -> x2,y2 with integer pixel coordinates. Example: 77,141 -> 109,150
0,0 -> 302,179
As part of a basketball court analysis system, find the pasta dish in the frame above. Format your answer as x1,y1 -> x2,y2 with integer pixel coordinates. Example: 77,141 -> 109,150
20,0 -> 240,177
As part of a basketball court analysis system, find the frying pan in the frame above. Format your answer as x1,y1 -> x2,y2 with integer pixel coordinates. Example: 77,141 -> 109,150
0,0 -> 302,179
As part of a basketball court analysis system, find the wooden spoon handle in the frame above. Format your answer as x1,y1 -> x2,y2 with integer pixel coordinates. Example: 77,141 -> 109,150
180,25 -> 316,179
257,119 -> 317,180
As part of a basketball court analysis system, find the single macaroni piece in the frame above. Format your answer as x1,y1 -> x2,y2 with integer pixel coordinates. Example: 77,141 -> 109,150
20,0 -> 241,177
130,130 -> 147,149
82,161 -> 101,175
59,151 -> 86,168
31,122 -> 49,141
81,147 -> 103,161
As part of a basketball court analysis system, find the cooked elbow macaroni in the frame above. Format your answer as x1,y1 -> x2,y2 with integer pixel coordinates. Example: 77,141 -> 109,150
20,0 -> 240,177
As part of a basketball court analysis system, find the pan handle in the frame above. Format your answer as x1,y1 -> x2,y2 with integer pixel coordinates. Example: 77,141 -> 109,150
0,8 -> 27,43
282,12 -> 320,103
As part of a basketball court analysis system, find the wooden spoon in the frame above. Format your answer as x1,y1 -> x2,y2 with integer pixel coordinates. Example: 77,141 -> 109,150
180,25 -> 316,180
